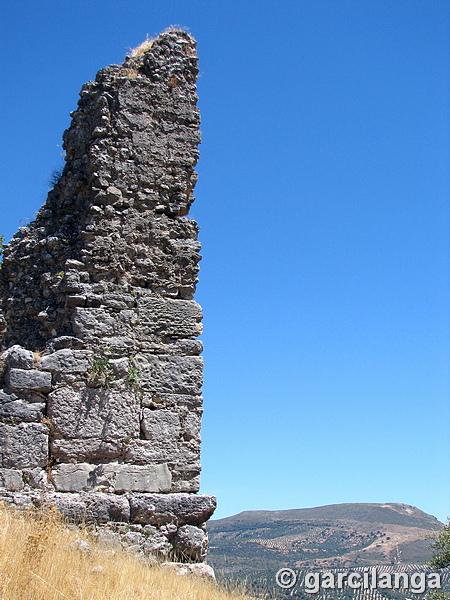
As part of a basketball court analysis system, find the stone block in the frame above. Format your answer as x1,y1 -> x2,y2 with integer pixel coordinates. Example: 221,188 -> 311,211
45,491 -> 130,523
2,345 -> 34,370
137,355 -> 203,395
65,259 -> 85,269
122,530 -> 144,547
7,369 -> 52,392
183,410 -> 202,441
174,524 -> 208,561
0,423 -> 48,469
0,399 -> 45,423
51,462 -> 172,493
141,409 -> 180,442
136,297 -> 202,338
39,349 -> 92,374
173,339 -> 203,355
51,463 -> 92,492
123,440 -> 200,468
171,472 -> 201,493
109,358 -> 129,378
51,336 -> 85,350
0,468 -> 24,491
48,387 -> 140,439
73,307 -> 140,339
109,464 -> 171,493
73,308 -> 118,337
142,531 -> 172,557
50,438 -> 124,461
129,493 -> 216,526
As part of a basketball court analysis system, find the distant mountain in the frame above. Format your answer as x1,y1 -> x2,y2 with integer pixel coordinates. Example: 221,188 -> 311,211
206,503 -> 442,579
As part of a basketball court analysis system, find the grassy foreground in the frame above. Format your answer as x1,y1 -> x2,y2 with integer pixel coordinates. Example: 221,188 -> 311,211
0,504 -> 256,600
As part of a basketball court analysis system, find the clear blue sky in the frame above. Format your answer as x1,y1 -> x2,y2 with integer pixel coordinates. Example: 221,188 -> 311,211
1,1 -> 449,522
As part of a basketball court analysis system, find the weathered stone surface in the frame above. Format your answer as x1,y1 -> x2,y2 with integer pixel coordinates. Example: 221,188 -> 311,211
141,409 -> 180,442
174,339 -> 203,356
137,356 -> 203,395
174,524 -> 208,561
183,410 -> 202,441
51,462 -> 172,493
142,530 -> 173,557
48,387 -> 139,439
111,464 -> 171,493
0,423 -> 48,468
121,530 -> 145,548
0,490 -> 41,510
0,468 -> 24,491
45,491 -> 130,523
109,358 -> 129,378
1,345 -> 34,370
50,336 -> 85,350
7,368 -> 52,392
135,297 -> 202,338
51,438 -> 124,461
171,472 -> 201,494
0,398 -> 45,423
123,439 -> 200,466
129,493 -> 216,525
73,308 -> 123,338
22,467 -> 47,489
51,463 -> 92,492
39,349 -> 92,373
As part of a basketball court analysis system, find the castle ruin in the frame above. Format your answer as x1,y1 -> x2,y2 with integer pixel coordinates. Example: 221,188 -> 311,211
0,30 -> 216,562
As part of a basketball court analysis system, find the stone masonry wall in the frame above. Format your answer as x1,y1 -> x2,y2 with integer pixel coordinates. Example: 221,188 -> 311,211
0,30 -> 216,562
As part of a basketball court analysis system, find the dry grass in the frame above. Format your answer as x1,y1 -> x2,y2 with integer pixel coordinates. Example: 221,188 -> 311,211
130,37 -> 155,57
0,504 -> 257,600
129,27 -> 190,58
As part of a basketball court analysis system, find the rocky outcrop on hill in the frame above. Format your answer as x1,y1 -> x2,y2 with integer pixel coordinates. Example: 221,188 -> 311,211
0,29 -> 215,562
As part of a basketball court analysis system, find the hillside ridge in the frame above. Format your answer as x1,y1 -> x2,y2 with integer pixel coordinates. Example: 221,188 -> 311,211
207,502 -> 442,579
211,502 -> 441,528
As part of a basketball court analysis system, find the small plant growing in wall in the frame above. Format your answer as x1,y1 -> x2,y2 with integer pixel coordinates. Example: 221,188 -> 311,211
127,357 -> 141,391
88,357 -> 116,389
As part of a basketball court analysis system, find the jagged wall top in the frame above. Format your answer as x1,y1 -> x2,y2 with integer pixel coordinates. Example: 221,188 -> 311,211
0,30 -> 202,350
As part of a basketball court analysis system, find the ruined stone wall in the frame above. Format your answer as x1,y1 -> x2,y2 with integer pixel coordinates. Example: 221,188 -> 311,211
0,30 -> 215,562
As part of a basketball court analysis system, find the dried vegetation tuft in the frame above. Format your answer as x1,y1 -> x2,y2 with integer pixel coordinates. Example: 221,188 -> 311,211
0,503 -> 257,600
